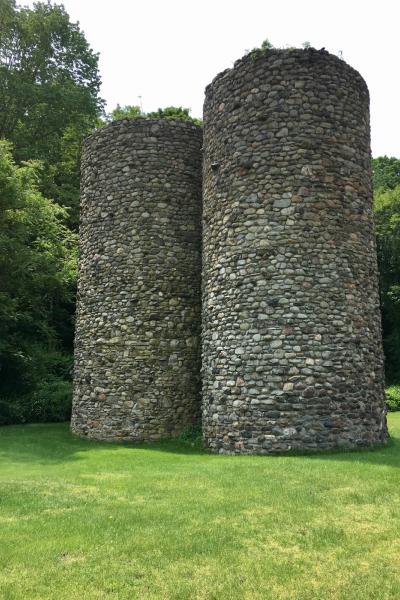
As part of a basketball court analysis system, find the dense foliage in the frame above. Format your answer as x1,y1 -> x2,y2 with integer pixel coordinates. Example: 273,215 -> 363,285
0,0 -> 103,423
0,0 -> 103,228
372,157 -> 400,192
106,104 -> 202,126
373,157 -> 400,383
386,386 -> 400,411
0,142 -> 76,423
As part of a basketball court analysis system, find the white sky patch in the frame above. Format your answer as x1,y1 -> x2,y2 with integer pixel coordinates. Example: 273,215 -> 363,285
24,0 -> 400,157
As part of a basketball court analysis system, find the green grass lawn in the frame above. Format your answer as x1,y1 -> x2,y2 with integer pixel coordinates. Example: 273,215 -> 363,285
1,416 -> 400,600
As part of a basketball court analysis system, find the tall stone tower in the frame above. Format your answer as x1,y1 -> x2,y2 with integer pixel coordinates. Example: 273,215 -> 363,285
71,119 -> 202,440
202,48 -> 388,453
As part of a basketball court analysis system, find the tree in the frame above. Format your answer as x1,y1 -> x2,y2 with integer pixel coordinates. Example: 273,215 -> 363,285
0,141 -> 76,423
105,104 -> 202,126
107,104 -> 142,121
372,156 -> 400,192
0,0 -> 104,228
374,183 -> 400,382
0,1 -> 104,422
145,106 -> 201,125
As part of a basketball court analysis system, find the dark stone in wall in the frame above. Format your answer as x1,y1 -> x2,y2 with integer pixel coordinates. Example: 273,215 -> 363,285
202,48 -> 388,453
71,119 -> 202,440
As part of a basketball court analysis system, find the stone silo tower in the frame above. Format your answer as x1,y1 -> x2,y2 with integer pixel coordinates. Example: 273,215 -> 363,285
71,119 -> 202,441
202,48 -> 388,453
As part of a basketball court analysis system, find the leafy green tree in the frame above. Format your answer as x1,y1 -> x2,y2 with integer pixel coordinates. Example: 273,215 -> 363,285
145,106 -> 201,125
0,141 -> 76,423
372,156 -> 400,192
108,104 -> 142,121
374,183 -> 400,382
0,0 -> 103,228
105,105 -> 201,126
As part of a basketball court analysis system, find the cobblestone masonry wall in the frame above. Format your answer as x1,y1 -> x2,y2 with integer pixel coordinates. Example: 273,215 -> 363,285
202,48 -> 388,453
71,119 -> 202,440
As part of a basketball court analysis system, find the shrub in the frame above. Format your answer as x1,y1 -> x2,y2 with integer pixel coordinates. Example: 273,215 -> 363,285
177,425 -> 202,447
30,378 -> 72,423
386,386 -> 400,411
0,349 -> 73,425
0,378 -> 72,426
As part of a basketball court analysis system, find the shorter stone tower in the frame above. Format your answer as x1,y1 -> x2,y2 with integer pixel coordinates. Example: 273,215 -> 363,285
202,48 -> 388,453
71,119 -> 202,440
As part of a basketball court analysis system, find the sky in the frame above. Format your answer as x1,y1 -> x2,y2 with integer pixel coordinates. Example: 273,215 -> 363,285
26,0 -> 400,157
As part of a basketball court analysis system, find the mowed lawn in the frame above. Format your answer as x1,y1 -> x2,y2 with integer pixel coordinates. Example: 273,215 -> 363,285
1,416 -> 400,600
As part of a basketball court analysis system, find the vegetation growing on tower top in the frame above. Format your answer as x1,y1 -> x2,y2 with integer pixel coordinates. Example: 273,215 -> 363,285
105,105 -> 202,126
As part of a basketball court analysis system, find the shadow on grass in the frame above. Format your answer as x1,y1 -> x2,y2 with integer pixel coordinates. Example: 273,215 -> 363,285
0,422 -> 206,466
0,420 -> 399,468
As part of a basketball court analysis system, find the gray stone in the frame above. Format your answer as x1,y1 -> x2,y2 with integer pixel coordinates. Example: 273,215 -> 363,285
276,127 -> 289,137
273,198 -> 292,209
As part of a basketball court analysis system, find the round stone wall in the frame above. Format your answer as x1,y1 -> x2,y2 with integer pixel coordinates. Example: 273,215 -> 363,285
202,48 -> 388,453
71,119 -> 202,440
